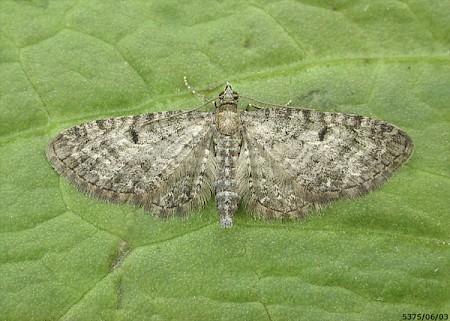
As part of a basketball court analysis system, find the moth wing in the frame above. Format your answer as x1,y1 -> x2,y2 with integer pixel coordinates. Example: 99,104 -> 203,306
237,134 -> 315,219
47,111 -> 216,216
239,108 -> 413,216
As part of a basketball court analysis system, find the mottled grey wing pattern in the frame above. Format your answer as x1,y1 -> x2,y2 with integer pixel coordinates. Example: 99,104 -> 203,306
47,111 -> 216,216
47,81 -> 414,227
239,108 -> 413,218
237,135 -> 316,219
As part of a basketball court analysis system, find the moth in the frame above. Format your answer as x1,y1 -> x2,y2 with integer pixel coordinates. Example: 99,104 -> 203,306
47,81 -> 413,227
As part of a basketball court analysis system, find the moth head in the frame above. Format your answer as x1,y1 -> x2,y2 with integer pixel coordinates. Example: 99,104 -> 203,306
219,82 -> 239,104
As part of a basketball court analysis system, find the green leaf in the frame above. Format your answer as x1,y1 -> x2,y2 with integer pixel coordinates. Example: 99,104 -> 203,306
1,1 -> 449,320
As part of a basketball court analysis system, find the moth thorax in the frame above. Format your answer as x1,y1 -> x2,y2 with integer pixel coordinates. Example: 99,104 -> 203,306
216,108 -> 240,135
